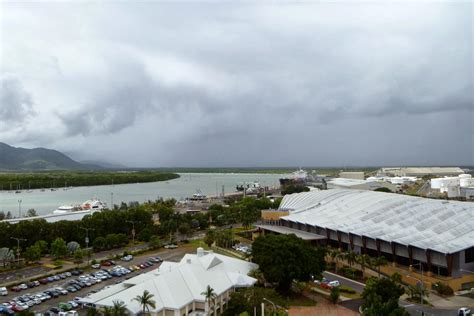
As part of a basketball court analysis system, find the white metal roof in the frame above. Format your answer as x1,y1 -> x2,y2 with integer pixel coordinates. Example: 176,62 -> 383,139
280,189 -> 474,254
88,250 -> 257,313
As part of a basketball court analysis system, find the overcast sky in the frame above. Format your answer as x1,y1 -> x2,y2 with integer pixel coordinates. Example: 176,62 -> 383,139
0,1 -> 472,167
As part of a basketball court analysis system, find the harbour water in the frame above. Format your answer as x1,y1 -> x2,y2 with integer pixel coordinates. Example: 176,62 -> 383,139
0,173 -> 284,216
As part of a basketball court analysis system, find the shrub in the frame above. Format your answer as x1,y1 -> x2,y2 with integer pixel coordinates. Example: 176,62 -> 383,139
339,285 -> 356,294
340,266 -> 362,279
330,287 -> 340,303
432,282 -> 454,296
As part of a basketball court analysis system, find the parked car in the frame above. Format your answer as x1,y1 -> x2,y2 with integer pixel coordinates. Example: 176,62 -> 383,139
18,284 -> 28,290
0,287 -> 8,296
58,302 -> 72,311
91,263 -> 101,269
149,257 -> 162,263
458,307 -> 471,316
50,307 -> 60,314
328,280 -> 340,288
121,255 -> 133,262
164,244 -> 178,249
0,306 -> 14,315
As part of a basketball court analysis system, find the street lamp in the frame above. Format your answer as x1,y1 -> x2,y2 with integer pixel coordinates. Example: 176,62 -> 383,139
126,220 -> 139,244
262,297 -> 288,315
10,237 -> 26,266
18,199 -> 22,218
408,262 -> 424,307
80,227 -> 95,264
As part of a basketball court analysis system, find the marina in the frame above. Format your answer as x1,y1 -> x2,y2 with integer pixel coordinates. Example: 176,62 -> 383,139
0,173 -> 283,217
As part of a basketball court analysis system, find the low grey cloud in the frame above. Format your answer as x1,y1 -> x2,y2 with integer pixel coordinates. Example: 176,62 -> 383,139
0,76 -> 36,130
0,1 -> 472,167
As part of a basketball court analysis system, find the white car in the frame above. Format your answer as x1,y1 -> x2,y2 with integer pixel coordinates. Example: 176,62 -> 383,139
0,287 -> 8,296
458,307 -> 471,316
328,280 -> 341,287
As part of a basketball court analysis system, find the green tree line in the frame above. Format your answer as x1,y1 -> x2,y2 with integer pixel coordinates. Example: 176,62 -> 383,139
0,171 -> 179,190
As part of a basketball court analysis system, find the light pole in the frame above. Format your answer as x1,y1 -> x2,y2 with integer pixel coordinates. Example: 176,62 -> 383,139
10,237 -> 26,266
80,227 -> 95,264
18,199 -> 22,218
127,220 -> 139,244
110,192 -> 114,210
408,262 -> 424,307
262,297 -> 288,315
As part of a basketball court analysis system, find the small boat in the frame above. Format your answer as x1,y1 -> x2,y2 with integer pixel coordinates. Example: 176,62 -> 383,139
15,190 -> 21,194
189,190 -> 206,201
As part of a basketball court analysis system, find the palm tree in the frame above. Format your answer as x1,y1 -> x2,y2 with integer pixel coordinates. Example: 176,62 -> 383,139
371,256 -> 388,278
357,254 -> 371,274
329,248 -> 343,273
101,306 -> 113,316
201,285 -> 217,316
111,300 -> 128,316
344,250 -> 357,268
132,290 -> 156,315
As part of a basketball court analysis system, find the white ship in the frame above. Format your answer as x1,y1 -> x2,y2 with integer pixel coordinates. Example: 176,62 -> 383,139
53,199 -> 107,214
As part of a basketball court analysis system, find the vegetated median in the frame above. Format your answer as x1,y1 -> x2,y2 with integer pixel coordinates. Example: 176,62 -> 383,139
0,170 -> 180,190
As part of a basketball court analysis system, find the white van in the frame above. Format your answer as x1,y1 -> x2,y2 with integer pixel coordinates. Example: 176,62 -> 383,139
0,287 -> 8,296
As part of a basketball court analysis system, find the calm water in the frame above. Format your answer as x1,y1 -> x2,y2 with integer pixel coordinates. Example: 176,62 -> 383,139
0,173 -> 284,216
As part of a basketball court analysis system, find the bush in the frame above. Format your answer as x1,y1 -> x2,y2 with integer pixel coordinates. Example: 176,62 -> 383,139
432,282 -> 454,296
339,285 -> 356,294
340,266 -> 362,279
330,287 -> 340,303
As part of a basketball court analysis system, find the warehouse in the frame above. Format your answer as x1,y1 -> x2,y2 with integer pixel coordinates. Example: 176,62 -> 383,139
276,189 -> 474,285
378,167 -> 464,177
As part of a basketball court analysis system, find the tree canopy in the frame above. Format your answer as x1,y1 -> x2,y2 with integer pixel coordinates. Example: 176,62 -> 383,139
362,273 -> 409,316
251,234 -> 326,291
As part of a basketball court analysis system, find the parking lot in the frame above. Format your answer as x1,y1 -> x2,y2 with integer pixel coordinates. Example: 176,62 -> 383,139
1,246 -> 194,314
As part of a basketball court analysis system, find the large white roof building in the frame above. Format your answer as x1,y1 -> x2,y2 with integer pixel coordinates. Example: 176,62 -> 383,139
88,248 -> 257,316
277,189 -> 474,280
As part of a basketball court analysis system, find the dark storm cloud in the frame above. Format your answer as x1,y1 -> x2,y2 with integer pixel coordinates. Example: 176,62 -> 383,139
0,1 -> 472,166
0,76 -> 35,129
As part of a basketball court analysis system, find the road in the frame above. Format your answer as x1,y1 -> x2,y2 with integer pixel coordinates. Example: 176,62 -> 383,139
1,246 -> 195,314
322,271 -> 461,316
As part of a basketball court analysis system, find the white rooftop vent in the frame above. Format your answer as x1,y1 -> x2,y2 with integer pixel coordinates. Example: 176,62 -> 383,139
186,258 -> 192,264
197,247 -> 204,257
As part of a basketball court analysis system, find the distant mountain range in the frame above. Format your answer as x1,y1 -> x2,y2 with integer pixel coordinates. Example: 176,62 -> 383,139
0,142 -> 107,171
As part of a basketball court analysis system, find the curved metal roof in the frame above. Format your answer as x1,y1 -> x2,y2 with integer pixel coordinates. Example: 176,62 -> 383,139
280,189 -> 474,254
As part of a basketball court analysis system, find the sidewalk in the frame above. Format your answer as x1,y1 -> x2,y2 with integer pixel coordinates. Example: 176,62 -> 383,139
401,292 -> 474,309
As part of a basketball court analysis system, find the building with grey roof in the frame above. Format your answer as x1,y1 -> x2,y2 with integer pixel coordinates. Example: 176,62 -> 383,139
276,189 -> 474,289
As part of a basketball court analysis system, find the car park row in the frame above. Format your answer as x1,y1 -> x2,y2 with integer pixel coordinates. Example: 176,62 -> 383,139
0,256 -> 163,315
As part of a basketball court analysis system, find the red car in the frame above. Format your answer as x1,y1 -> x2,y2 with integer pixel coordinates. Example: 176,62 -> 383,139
39,278 -> 49,284
10,286 -> 21,292
11,305 -> 24,312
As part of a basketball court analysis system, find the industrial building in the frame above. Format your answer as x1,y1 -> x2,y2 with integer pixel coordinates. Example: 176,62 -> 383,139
328,178 -> 397,191
378,167 -> 464,177
86,248 -> 257,316
338,171 -> 365,180
431,174 -> 474,198
261,189 -> 474,290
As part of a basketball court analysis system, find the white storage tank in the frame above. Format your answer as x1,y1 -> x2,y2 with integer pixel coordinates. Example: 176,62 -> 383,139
459,174 -> 473,187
